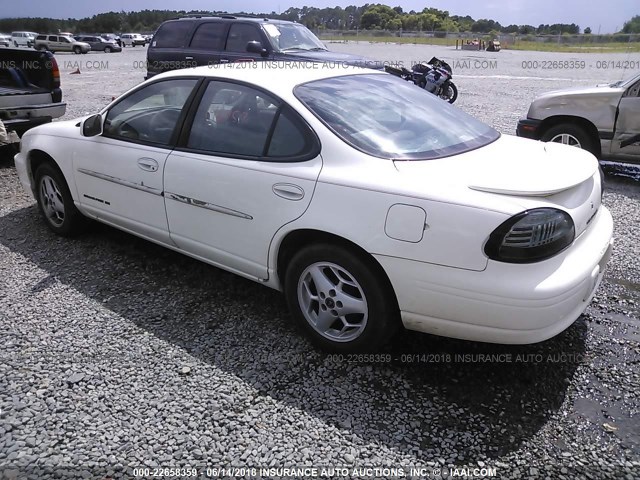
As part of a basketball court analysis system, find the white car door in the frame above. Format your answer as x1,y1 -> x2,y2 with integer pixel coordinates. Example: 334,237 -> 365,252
164,80 -> 322,280
73,78 -> 199,244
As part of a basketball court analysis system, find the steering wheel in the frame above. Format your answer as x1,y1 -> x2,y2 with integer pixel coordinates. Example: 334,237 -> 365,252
118,122 -> 140,140
149,109 -> 181,142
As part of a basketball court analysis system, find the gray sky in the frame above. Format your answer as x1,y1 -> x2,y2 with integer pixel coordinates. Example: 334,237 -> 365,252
1,0 -> 636,33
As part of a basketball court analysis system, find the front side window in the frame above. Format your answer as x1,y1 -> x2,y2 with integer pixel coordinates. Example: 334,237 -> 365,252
48,36 -> 57,42
104,79 -> 198,146
295,74 -> 499,160
186,81 -> 317,160
225,24 -> 262,52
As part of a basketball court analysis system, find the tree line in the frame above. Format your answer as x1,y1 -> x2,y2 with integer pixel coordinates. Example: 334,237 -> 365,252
0,5 -> 638,36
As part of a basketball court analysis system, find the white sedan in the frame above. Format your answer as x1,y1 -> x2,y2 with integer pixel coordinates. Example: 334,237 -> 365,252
14,63 -> 614,352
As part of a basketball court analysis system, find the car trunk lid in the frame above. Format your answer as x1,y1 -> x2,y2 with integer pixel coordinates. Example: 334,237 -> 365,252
394,135 -> 598,196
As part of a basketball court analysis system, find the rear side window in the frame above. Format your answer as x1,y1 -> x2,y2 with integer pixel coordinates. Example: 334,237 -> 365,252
225,24 -> 262,52
187,81 -> 279,156
186,81 -> 318,161
267,109 -> 316,158
36,35 -> 46,40
190,22 -> 226,50
152,21 -> 192,48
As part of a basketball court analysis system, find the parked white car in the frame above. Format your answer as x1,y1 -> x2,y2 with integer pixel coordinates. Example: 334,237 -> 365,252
14,64 -> 614,352
0,33 -> 11,47
11,31 -> 38,48
120,33 -> 146,47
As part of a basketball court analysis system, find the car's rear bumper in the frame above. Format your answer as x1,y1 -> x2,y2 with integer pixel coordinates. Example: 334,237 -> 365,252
516,118 -> 543,140
375,206 -> 614,344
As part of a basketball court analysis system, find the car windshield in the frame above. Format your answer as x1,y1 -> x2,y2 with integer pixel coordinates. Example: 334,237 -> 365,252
262,23 -> 327,52
295,73 -> 499,160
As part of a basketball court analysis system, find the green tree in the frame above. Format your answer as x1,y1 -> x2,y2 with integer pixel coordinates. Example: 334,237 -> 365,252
622,15 -> 640,33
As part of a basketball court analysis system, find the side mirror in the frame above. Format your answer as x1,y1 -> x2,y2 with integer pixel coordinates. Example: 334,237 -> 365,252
246,41 -> 268,57
82,113 -> 103,137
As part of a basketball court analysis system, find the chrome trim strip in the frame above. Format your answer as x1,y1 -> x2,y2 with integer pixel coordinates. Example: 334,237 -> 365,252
165,191 -> 253,220
77,168 -> 162,196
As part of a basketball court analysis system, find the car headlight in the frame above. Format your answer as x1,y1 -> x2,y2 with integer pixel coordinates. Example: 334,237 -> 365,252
484,208 -> 575,263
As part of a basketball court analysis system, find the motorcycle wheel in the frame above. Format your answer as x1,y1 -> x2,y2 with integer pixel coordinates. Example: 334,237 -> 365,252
440,82 -> 458,104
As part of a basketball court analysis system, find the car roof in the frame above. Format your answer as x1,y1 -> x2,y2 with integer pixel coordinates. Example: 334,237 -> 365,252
154,62 -> 384,98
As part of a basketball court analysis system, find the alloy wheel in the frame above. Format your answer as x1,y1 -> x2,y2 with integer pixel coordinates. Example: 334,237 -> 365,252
297,262 -> 368,342
550,133 -> 582,148
39,175 -> 65,227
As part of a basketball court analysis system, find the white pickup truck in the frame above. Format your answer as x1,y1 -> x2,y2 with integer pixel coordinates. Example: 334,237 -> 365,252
517,71 -> 640,164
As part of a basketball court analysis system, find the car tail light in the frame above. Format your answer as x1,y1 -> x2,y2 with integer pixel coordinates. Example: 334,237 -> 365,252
51,56 -> 60,89
484,208 -> 575,263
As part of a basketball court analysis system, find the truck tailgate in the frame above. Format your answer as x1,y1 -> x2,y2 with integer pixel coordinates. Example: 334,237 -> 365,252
0,86 -> 52,108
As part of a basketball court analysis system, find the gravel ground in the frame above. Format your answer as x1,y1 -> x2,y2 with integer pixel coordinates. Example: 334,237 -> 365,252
0,45 -> 639,480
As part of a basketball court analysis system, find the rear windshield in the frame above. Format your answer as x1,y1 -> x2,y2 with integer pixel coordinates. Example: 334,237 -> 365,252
295,73 -> 499,160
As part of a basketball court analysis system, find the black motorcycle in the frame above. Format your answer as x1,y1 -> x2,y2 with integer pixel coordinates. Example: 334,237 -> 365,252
385,57 -> 458,104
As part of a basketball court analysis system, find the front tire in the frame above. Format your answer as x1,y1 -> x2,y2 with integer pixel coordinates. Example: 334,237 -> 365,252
541,123 -> 596,156
105,46 -> 112,53
73,46 -> 81,54
35,163 -> 87,236
285,244 -> 399,352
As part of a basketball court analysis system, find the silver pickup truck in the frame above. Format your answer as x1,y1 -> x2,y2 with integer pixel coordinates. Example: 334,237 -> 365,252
0,48 -> 66,136
0,48 -> 66,159
517,72 -> 640,164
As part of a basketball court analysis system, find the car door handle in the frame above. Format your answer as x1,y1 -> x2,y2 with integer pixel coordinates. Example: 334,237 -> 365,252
273,183 -> 304,201
137,158 -> 159,172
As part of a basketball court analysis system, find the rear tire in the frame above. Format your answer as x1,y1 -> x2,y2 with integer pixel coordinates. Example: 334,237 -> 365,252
541,123 -> 596,156
285,243 -> 399,352
441,82 -> 458,104
35,162 -> 88,236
